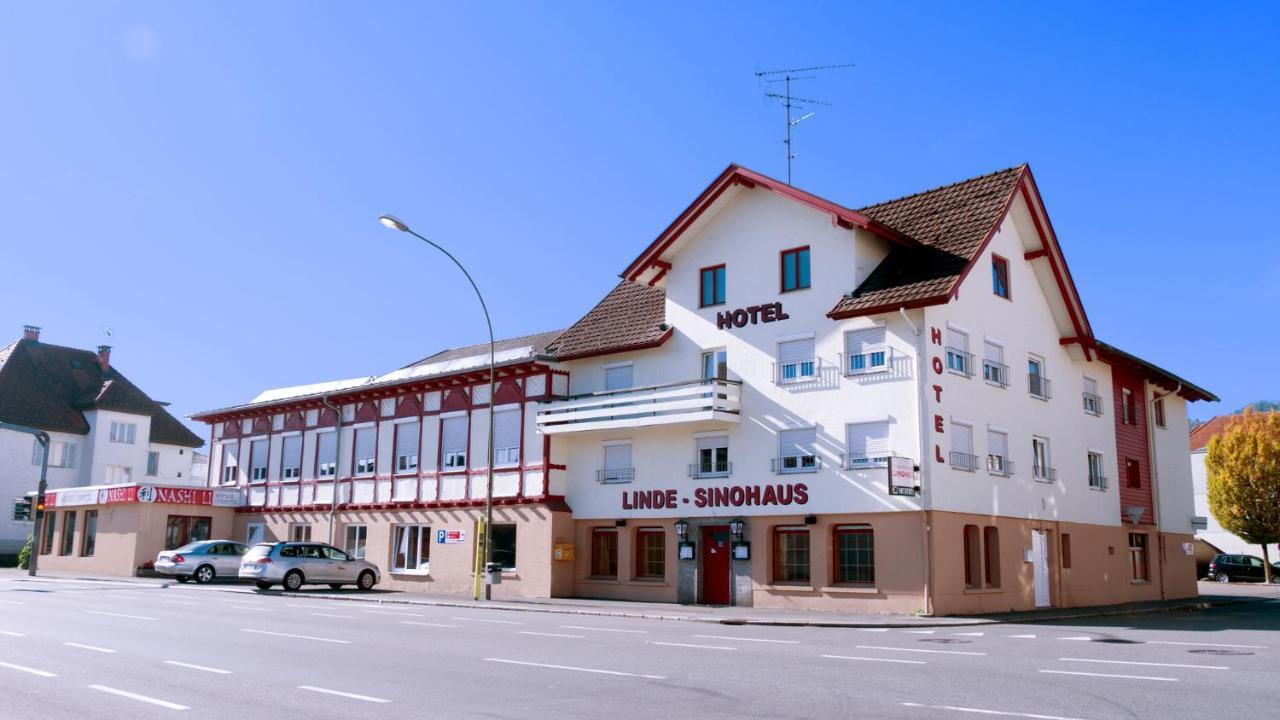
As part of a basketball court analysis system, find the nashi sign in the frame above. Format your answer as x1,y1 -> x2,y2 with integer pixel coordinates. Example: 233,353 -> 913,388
888,457 -> 917,496
45,485 -> 243,508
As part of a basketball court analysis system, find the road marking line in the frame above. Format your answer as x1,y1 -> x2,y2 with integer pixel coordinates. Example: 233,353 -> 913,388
1058,658 -> 1228,671
518,631 -> 584,639
64,642 -> 115,653
285,604 -> 324,609
164,661 -> 232,675
1006,634 -> 1037,639
694,635 -> 799,644
952,632 -> 985,637
310,613 -> 356,619
362,610 -> 423,617
485,658 -> 665,679
561,625 -> 647,634
88,685 -> 189,710
241,628 -> 349,644
164,600 -> 198,606
402,621 -> 457,628
0,599 -> 24,605
856,645 -> 987,656
649,641 -> 736,651
451,617 -> 522,625
232,606 -> 271,612
0,630 -> 27,637
1056,636 -> 1092,641
904,629 -> 936,634
1145,640 -> 1266,649
298,685 -> 390,703
0,661 -> 55,677
857,628 -> 891,633
900,701 -> 1092,720
1038,669 -> 1176,682
84,610 -> 156,621
823,654 -> 927,665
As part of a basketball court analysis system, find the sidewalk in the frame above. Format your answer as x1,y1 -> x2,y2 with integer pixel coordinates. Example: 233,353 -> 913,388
7,568 -> 1273,628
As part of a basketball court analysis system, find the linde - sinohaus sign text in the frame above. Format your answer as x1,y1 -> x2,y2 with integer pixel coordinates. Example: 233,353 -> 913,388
716,302 -> 789,330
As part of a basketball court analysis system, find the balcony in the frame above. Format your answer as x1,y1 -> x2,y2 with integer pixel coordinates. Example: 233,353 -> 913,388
1033,465 -> 1058,483
689,460 -> 732,479
537,378 -> 741,434
597,467 -> 634,484
1088,473 -> 1109,490
1082,392 -> 1103,416
982,360 -> 1009,387
845,454 -> 890,470
1028,375 -> 1052,400
987,454 -> 1014,476
771,454 -> 821,474
946,347 -> 974,377
950,451 -> 980,471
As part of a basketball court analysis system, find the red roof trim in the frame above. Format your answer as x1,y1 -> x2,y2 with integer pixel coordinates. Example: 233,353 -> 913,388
623,165 -> 917,282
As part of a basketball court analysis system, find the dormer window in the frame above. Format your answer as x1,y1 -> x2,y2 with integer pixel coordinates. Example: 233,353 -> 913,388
781,246 -> 810,293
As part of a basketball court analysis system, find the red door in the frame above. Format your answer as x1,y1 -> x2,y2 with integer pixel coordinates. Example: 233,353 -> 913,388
701,525 -> 731,605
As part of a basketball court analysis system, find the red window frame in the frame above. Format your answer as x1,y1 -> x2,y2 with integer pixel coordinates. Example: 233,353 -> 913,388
963,524 -> 980,588
992,254 -> 1011,299
772,527 -> 810,584
832,524 -> 874,586
352,426 -> 376,477
699,264 -> 726,308
780,245 -> 811,293
634,527 -> 665,579
590,528 -> 618,578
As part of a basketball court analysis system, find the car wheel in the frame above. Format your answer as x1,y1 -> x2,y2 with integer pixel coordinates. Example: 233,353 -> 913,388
357,571 -> 375,591
194,565 -> 216,584
1217,573 -> 1231,583
254,581 -> 272,591
283,570 -> 305,592
328,583 -> 343,590
175,575 -> 190,583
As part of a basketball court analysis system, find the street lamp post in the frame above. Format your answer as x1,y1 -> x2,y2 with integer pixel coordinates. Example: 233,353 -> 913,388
379,214 -> 497,601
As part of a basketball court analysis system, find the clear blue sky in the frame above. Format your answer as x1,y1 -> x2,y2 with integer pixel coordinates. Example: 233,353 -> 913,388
1,2 -> 1276,437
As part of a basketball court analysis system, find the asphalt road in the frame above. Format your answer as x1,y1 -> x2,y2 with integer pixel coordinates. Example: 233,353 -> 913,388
1,577 -> 1278,720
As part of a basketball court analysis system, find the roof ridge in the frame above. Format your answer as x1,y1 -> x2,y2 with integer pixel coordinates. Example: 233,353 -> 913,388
857,163 -> 1027,213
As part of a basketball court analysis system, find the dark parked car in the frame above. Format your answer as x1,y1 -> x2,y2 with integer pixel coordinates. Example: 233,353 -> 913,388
1207,553 -> 1280,583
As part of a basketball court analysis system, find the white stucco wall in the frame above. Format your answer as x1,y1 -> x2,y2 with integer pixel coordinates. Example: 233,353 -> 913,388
1151,393 -> 1195,534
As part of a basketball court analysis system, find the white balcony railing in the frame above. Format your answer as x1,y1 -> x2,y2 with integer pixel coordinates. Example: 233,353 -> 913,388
537,378 -> 741,434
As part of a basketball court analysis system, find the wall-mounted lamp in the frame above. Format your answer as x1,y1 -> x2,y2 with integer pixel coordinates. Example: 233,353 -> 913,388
729,518 -> 745,541
674,519 -> 689,539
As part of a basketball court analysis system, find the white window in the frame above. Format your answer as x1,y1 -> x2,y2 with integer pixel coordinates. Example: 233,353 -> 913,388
701,349 -> 727,380
1028,357 -> 1050,399
441,416 -> 468,469
281,435 -> 303,479
249,439 -> 268,481
694,436 -> 730,477
778,338 -> 816,383
316,432 -> 337,478
845,421 -> 890,468
32,440 -> 76,469
395,422 -> 419,473
392,525 -> 430,573
1088,451 -> 1107,489
221,443 -> 239,484
105,465 -> 132,484
1032,437 -> 1052,481
950,422 -> 976,471
601,442 -> 633,483
845,327 -> 888,375
289,523 -> 311,542
109,422 -> 137,444
945,329 -> 972,376
982,341 -> 1007,386
353,427 -> 376,476
1122,388 -> 1135,424
344,525 -> 368,559
146,451 -> 160,477
777,427 -> 818,473
492,409 -> 521,466
1083,376 -> 1102,415
987,429 -> 1010,475
604,363 -> 633,391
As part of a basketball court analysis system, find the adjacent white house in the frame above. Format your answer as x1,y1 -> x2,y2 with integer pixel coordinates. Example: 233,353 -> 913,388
0,326 -> 204,559
1188,414 -> 1277,573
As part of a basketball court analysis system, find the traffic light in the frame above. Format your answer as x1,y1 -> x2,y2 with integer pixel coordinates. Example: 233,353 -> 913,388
34,495 -> 45,520
12,497 -> 32,522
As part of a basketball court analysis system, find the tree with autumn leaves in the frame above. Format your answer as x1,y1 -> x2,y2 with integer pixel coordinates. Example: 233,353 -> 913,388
1206,410 -> 1280,583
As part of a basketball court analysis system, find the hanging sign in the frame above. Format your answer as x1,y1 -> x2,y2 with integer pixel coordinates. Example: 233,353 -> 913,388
437,529 -> 467,544
888,456 -> 918,496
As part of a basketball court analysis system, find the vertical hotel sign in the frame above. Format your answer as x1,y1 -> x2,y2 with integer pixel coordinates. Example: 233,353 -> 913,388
928,326 -> 946,465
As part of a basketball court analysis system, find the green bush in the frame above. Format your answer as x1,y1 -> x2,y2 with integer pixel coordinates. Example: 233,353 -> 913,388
17,535 -> 32,570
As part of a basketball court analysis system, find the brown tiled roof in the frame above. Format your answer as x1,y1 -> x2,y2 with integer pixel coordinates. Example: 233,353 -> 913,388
546,281 -> 670,361
1189,414 -> 1242,451
404,329 -> 562,368
0,338 -> 203,447
1094,340 -> 1218,404
828,165 -> 1026,317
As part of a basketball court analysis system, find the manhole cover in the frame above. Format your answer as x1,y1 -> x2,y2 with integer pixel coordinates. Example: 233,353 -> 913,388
920,638 -> 970,644
1189,649 -> 1253,656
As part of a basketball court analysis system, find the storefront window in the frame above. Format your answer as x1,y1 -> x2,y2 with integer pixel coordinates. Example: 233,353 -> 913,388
773,527 -> 810,583
344,525 -> 368,559
490,524 -> 517,570
635,528 -> 665,579
834,525 -> 874,585
590,528 -> 618,578
392,524 -> 430,572
165,515 -> 212,550
40,514 -> 56,555
81,510 -> 98,557
59,511 -> 77,556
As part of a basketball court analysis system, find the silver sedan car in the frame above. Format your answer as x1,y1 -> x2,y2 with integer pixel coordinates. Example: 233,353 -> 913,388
238,542 -> 380,592
155,540 -> 249,584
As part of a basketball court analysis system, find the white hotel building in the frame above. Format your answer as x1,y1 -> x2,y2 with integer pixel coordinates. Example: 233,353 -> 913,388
193,164 -> 1214,614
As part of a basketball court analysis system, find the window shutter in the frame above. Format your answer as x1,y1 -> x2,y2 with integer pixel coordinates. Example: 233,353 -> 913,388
845,327 -> 885,356
316,433 -> 335,463
779,339 -> 814,366
984,342 -> 1002,362
442,416 -> 467,453
354,428 -> 375,459
283,436 -> 302,466
947,329 -> 968,352
604,365 -> 633,391
604,443 -> 631,469
493,410 -> 520,452
987,430 -> 1008,457
1084,377 -> 1097,395
395,423 -> 420,455
780,427 -> 816,456
696,436 -> 728,452
951,423 -> 973,454
846,421 -> 889,457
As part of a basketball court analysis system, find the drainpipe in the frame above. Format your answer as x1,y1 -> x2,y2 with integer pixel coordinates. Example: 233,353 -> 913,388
901,307 -> 933,616
320,395 -> 344,546
1146,381 -> 1180,601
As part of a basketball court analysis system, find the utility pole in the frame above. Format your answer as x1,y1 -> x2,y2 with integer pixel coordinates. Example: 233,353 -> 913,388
755,63 -> 854,185
1,422 -> 49,576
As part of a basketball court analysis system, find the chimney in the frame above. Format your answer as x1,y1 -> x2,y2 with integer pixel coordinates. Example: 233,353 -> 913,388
22,325 -> 40,342
97,345 -> 112,374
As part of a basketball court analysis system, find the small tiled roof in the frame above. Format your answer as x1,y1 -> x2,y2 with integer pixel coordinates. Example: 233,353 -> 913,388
0,338 -> 203,447
545,281 -> 670,361
1189,414 -> 1243,451
405,329 -> 562,368
1094,340 -> 1218,403
829,165 -> 1026,317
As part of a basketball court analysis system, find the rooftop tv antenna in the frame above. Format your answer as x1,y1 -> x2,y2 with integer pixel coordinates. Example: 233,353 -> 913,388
755,63 -> 854,185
